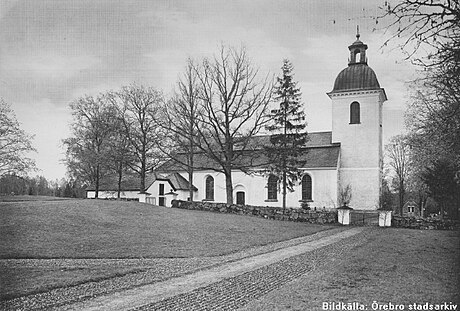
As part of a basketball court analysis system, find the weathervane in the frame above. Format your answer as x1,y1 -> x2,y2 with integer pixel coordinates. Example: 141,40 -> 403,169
356,25 -> 360,40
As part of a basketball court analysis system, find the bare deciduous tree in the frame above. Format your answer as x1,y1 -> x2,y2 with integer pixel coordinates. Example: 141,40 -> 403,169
63,95 -> 115,197
0,99 -> 36,177
193,45 -> 274,204
379,0 -> 460,66
114,84 -> 164,192
160,59 -> 202,201
381,0 -> 460,215
105,114 -> 135,199
386,135 -> 412,215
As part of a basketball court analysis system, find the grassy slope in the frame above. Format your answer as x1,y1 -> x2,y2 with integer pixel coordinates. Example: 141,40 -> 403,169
241,228 -> 460,310
0,199 -> 332,300
0,199 -> 331,259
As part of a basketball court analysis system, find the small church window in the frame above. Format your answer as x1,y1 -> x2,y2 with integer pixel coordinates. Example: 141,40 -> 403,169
267,175 -> 278,200
350,101 -> 360,124
205,176 -> 214,200
301,174 -> 312,201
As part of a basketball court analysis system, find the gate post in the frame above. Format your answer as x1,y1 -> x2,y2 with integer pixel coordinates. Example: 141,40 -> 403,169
337,205 -> 353,225
378,209 -> 392,227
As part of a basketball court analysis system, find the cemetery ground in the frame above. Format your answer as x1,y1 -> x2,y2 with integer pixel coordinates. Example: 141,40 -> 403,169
0,197 -> 458,310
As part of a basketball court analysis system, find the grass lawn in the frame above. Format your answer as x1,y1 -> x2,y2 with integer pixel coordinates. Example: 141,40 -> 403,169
0,198 -> 332,259
241,228 -> 460,310
0,198 -> 333,300
0,195 -> 72,202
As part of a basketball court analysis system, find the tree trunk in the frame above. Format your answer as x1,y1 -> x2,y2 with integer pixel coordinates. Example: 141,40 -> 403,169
399,184 -> 404,215
95,164 -> 100,199
440,200 -> 445,220
282,170 -> 287,211
282,103 -> 287,211
225,169 -> 233,204
188,144 -> 194,202
140,150 -> 146,192
117,162 -> 123,199
188,169 -> 194,202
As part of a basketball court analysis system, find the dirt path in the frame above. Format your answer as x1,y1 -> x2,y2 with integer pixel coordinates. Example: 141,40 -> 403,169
59,227 -> 365,311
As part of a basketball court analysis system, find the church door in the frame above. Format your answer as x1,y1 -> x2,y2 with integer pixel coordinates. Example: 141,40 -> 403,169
236,191 -> 245,205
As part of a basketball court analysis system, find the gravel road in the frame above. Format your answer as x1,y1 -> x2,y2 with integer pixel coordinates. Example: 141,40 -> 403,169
1,226 -> 355,311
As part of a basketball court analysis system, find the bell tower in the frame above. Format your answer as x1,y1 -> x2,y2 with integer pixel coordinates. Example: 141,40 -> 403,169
327,32 -> 387,210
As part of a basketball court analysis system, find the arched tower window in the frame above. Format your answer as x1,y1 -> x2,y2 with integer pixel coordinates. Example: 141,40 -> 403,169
205,176 -> 214,200
301,174 -> 312,201
350,101 -> 360,124
267,175 -> 278,200
354,49 -> 361,63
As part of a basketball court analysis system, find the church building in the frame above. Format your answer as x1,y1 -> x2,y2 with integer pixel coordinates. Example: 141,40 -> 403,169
87,34 -> 386,210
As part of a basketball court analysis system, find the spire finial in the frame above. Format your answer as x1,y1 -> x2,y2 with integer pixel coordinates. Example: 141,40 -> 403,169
356,25 -> 360,40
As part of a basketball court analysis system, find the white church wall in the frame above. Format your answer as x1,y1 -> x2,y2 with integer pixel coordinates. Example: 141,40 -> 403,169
339,168 -> 380,210
331,90 -> 385,211
305,169 -> 339,209
86,190 -> 140,199
174,168 -> 338,209
331,91 -> 383,169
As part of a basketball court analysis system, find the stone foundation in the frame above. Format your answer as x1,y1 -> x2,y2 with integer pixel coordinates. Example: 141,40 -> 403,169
171,200 -> 337,224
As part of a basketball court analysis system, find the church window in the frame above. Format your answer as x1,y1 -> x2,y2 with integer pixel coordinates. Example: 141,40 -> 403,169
301,174 -> 312,201
350,101 -> 360,124
205,176 -> 214,200
267,175 -> 278,200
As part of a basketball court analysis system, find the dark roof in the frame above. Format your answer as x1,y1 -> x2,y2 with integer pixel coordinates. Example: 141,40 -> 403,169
158,131 -> 340,172
244,131 -> 334,149
86,172 -> 159,192
86,171 -> 197,192
166,172 -> 198,191
86,174 -> 143,192
332,64 -> 380,92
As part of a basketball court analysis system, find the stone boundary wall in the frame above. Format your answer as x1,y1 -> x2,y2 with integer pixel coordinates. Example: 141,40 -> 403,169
171,200 -> 337,224
392,215 -> 459,230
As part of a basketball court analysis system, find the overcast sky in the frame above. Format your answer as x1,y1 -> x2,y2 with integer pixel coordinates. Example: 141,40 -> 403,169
0,0 -> 415,180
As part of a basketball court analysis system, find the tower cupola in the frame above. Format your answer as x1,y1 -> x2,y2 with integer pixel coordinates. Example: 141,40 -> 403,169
348,27 -> 368,65
330,30 -> 386,97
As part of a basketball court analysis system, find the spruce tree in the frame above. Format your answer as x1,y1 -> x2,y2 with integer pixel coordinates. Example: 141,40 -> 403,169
265,59 -> 308,210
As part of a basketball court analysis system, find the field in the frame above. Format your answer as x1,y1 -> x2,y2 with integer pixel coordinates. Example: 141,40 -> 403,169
241,228 -> 460,309
0,198 -> 332,299
1,197 -> 458,307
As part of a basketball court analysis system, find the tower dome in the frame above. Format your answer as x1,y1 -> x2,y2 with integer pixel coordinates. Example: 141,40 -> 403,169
333,64 -> 380,92
331,32 -> 382,93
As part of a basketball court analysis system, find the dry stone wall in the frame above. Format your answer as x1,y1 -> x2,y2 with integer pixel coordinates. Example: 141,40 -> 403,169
171,200 -> 337,224
392,215 -> 459,230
